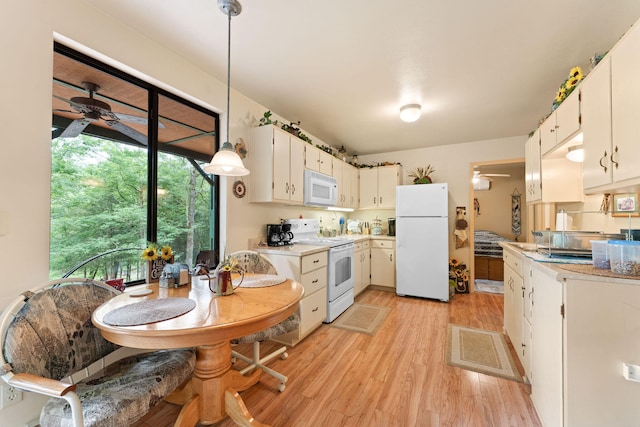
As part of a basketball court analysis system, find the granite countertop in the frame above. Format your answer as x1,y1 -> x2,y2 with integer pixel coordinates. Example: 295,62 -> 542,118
500,241 -> 640,285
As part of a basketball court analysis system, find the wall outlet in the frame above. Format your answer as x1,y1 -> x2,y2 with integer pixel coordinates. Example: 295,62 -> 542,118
0,384 -> 23,408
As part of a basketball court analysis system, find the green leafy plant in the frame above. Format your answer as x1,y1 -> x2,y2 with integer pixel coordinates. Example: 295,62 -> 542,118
259,110 -> 275,126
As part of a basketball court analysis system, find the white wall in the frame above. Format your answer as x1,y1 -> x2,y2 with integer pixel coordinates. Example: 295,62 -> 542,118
0,0 -> 330,423
357,136 -> 526,266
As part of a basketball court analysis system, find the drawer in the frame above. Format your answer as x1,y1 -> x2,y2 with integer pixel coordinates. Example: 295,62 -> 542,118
503,250 -> 523,277
371,239 -> 394,249
301,266 -> 327,295
299,288 -> 327,336
301,251 -> 327,274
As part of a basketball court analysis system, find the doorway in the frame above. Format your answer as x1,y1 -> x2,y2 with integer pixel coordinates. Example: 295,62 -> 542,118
469,159 -> 526,294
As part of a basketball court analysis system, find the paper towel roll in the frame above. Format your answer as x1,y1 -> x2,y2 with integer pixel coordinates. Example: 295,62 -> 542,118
556,212 -> 573,231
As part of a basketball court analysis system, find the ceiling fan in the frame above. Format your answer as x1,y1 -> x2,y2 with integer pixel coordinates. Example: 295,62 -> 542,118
53,81 -> 163,145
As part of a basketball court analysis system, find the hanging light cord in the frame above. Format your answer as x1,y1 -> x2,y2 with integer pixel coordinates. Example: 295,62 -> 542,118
224,7 -> 231,146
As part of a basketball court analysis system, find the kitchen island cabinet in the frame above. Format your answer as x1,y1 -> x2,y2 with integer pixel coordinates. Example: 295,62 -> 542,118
501,241 -> 640,426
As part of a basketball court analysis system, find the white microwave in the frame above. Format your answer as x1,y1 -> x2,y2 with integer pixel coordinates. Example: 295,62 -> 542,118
304,170 -> 338,207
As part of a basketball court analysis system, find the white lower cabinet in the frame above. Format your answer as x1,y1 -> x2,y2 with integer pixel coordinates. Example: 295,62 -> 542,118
563,278 -> 640,426
370,239 -> 395,289
353,240 -> 370,296
504,245 -> 640,426
529,265 -> 563,427
260,250 -> 328,346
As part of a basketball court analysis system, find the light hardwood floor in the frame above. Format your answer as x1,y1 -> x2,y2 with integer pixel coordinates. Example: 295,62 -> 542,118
134,289 -> 541,427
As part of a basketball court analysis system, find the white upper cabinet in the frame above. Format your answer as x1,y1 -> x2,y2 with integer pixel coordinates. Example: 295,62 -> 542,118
540,90 -> 581,157
525,130 -> 542,203
332,159 -> 359,208
249,125 -> 304,204
582,21 -> 640,193
359,165 -> 401,209
305,145 -> 333,175
610,22 -> 640,184
582,56 -> 613,190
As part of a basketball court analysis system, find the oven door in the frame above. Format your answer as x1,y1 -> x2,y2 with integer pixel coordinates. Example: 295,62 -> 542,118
327,243 -> 355,301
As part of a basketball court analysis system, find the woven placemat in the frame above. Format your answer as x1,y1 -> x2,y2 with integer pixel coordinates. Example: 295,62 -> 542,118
103,297 -> 196,326
558,263 -> 640,280
241,274 -> 287,288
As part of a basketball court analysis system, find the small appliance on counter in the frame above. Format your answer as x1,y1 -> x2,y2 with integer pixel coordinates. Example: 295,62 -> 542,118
388,218 -> 396,236
266,223 -> 294,247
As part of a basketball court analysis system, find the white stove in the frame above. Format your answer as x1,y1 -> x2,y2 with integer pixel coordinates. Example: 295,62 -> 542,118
286,219 -> 355,322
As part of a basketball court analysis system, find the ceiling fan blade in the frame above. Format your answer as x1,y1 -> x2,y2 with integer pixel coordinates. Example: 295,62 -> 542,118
58,119 -> 91,138
113,113 -> 166,129
106,120 -> 148,145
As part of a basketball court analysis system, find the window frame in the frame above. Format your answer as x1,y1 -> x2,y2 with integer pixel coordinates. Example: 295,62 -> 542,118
53,42 -> 220,267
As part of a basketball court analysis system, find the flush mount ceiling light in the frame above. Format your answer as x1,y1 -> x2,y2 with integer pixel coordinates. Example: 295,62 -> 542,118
204,0 -> 250,177
400,104 -> 421,122
566,145 -> 584,163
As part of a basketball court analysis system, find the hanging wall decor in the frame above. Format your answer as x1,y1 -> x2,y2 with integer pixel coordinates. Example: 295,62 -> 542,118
454,206 -> 469,249
511,188 -> 521,239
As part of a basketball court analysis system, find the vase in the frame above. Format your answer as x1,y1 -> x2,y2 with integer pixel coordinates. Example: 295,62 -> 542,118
413,177 -> 432,184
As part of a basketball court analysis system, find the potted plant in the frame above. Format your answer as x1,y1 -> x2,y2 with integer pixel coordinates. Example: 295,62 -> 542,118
409,165 -> 435,184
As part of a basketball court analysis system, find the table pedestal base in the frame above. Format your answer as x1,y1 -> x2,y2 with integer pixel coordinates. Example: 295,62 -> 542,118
172,342 -> 269,427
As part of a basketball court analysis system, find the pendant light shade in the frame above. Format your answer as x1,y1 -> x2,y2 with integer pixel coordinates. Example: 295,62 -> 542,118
204,0 -> 249,177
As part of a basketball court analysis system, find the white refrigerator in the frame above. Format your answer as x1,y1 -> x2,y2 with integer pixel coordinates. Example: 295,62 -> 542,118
395,183 -> 449,301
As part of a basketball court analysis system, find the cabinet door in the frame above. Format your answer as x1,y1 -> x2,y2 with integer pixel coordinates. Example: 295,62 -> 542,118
539,112 -> 557,156
272,130 -> 291,201
555,89 -> 581,144
305,145 -> 320,171
377,166 -> 399,209
289,138 -> 305,203
370,247 -> 394,288
611,23 -> 640,183
318,150 -> 333,175
362,246 -> 370,288
347,164 -> 359,208
332,158 -> 344,206
359,168 -> 378,209
530,267 -> 563,427
582,56 -> 613,190
525,131 -> 542,202
504,264 -> 523,359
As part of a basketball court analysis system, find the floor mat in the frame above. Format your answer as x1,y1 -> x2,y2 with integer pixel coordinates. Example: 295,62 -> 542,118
331,303 -> 390,336
446,324 -> 523,382
475,279 -> 504,294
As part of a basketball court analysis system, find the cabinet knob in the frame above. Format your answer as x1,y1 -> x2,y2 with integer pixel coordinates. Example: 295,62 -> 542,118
312,279 -> 318,283
291,184 -> 295,195
312,307 -> 319,312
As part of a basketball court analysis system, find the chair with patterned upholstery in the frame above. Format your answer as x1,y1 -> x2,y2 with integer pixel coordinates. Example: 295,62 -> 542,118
0,278 -> 195,427
228,250 -> 300,392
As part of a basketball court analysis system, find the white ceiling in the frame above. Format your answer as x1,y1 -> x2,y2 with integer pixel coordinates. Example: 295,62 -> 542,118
85,0 -> 640,156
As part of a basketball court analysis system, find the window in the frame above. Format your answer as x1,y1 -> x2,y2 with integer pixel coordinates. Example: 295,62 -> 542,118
50,44 -> 219,283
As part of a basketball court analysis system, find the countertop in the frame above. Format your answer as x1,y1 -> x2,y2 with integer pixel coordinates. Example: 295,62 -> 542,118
256,234 -> 395,256
499,241 -> 640,285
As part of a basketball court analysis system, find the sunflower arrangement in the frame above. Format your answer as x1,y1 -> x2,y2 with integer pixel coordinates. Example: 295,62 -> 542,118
217,255 -> 242,273
449,257 -> 470,293
141,243 -> 174,261
553,66 -> 584,110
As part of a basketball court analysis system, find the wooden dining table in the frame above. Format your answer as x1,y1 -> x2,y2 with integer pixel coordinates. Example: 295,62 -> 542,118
92,277 -> 304,427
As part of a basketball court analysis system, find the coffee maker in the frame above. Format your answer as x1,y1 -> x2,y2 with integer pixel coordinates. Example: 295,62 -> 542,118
267,224 -> 294,246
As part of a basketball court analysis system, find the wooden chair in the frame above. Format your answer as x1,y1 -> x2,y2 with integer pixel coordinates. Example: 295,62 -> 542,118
0,278 -> 195,427
228,250 -> 300,392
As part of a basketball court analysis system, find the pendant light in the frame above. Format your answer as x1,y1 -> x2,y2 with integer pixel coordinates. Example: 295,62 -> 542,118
204,0 -> 250,176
